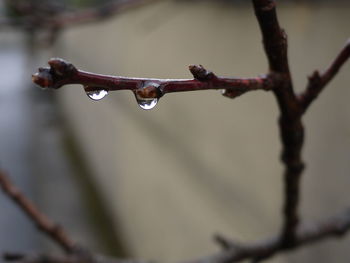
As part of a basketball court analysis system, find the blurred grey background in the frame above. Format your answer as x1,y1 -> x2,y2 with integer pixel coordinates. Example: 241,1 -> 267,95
0,1 -> 349,262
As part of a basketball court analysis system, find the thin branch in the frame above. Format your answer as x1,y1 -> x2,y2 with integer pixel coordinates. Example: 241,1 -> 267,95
32,58 -> 274,100
0,0 -> 157,30
299,39 -> 350,112
0,171 -> 78,254
3,253 -> 82,263
1,0 -> 64,30
3,252 -> 146,263
192,208 -> 350,263
0,0 -> 158,45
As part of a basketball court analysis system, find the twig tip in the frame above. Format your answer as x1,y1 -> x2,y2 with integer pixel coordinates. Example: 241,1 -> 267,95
48,58 -> 77,76
32,69 -> 53,88
213,234 -> 230,250
33,58 -> 77,89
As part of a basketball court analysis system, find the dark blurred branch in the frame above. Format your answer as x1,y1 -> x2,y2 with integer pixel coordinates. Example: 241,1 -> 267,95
0,171 -> 78,254
1,0 -> 158,44
252,0 -> 304,248
207,208 -> 350,262
4,253 -> 83,263
3,252 -> 146,263
1,0 -> 157,30
299,39 -> 350,112
32,58 -> 275,99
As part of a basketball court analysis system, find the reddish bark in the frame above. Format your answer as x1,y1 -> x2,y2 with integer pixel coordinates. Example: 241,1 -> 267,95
32,59 -> 273,100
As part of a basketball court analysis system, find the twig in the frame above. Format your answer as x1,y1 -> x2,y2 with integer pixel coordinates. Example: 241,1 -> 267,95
3,252 -> 146,263
1,0 -> 158,45
3,253 -> 82,263
32,58 -> 274,100
299,39 -> 350,112
195,208 -> 350,263
2,0 -> 156,29
0,171 -> 78,254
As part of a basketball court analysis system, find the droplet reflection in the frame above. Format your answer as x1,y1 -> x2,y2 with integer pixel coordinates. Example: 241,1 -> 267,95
86,89 -> 109,101
134,82 -> 161,110
136,97 -> 158,110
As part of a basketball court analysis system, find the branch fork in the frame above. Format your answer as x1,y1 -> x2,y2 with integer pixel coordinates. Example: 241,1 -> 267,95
299,39 -> 350,112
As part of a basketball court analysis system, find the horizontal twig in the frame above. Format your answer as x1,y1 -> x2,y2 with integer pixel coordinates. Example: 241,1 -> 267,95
299,39 -> 350,112
199,208 -> 350,262
32,58 -> 274,100
3,253 -> 81,263
0,171 -> 78,254
3,252 -> 146,263
1,0 -> 157,31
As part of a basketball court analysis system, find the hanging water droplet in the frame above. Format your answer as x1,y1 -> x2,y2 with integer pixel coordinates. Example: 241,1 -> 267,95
134,82 -> 161,110
85,89 -> 109,101
137,97 -> 158,110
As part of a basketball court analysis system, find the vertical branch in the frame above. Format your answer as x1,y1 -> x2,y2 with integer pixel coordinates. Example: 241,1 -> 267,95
252,0 -> 290,73
252,0 -> 304,248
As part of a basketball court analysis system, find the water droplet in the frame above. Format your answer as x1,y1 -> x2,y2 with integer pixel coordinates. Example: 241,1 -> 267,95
137,97 -> 158,110
86,89 -> 108,101
134,82 -> 161,110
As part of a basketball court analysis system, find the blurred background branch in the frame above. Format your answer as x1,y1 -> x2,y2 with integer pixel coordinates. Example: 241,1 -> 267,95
1,0 -> 158,45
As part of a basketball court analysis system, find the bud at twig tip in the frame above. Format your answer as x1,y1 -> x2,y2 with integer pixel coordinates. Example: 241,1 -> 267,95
32,70 -> 53,88
48,58 -> 77,76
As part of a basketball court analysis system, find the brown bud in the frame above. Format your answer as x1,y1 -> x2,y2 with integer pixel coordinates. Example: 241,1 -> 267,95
32,69 -> 53,88
189,65 -> 213,81
48,58 -> 77,76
